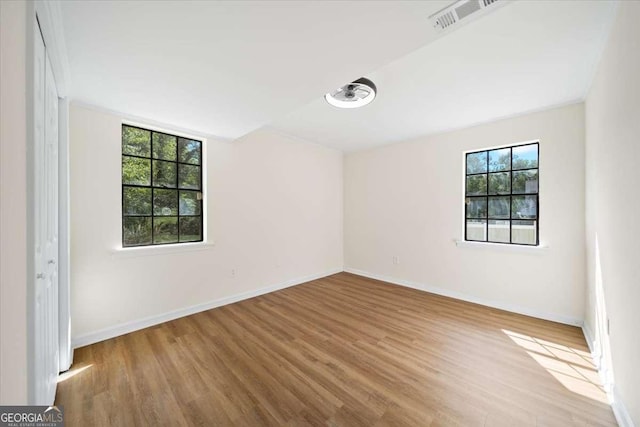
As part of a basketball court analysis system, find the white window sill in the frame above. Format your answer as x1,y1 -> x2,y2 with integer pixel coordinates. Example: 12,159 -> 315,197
111,241 -> 215,259
454,239 -> 548,254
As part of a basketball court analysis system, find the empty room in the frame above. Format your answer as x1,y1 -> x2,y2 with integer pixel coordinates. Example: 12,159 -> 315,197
1,0 -> 639,426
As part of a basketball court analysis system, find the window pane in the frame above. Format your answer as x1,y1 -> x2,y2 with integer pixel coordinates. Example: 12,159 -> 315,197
489,148 -> 510,172
179,164 -> 201,190
512,220 -> 537,245
152,160 -> 177,188
466,174 -> 486,196
512,170 -> 538,194
466,219 -> 487,242
512,144 -> 538,170
511,195 -> 537,219
180,217 -> 202,242
153,189 -> 178,216
466,151 -> 487,174
178,138 -> 201,165
466,197 -> 487,218
488,220 -> 510,243
123,187 -> 151,215
122,156 -> 151,185
122,126 -> 151,157
179,191 -> 201,215
123,217 -> 152,246
152,133 -> 177,161
488,172 -> 510,195
153,217 -> 178,244
488,196 -> 510,219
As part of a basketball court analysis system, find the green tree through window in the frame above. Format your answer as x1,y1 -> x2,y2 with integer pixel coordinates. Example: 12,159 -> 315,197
122,125 -> 203,246
465,142 -> 539,245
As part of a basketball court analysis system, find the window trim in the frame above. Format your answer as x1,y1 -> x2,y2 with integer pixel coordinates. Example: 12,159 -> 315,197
121,123 -> 205,248
111,241 -> 215,258
463,141 -> 540,247
454,239 -> 547,253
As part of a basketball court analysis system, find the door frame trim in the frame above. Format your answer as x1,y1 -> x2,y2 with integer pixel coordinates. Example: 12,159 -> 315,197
27,0 -> 72,403
33,1 -> 70,97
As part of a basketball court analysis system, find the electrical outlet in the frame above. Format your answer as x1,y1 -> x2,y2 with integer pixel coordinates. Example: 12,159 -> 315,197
393,256 -> 400,265
231,269 -> 236,277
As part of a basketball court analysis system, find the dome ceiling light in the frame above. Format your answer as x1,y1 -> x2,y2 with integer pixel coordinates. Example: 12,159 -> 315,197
324,77 -> 377,109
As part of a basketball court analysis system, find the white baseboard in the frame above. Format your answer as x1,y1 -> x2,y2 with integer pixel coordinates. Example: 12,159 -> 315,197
71,268 -> 342,349
581,325 -> 635,427
581,324 -> 599,366
612,386 -> 635,427
344,268 -> 582,326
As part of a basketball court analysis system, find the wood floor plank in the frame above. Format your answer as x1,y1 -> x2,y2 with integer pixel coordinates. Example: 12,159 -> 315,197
56,272 -> 617,426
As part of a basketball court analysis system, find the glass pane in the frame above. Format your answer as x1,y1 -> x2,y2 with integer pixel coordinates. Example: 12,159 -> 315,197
512,170 -> 538,194
152,160 -> 177,188
466,219 -> 487,242
466,197 -> 487,218
153,217 -> 178,244
122,156 -> 151,185
152,133 -> 177,161
122,126 -> 150,157
180,217 -> 202,242
488,196 -> 510,219
179,191 -> 201,215
178,138 -> 201,165
488,220 -> 510,243
512,144 -> 538,170
153,189 -> 178,216
123,187 -> 151,215
123,217 -> 152,246
179,164 -> 201,190
512,220 -> 537,245
466,174 -> 486,196
489,148 -> 511,172
488,172 -> 510,195
511,195 -> 537,219
466,151 -> 487,174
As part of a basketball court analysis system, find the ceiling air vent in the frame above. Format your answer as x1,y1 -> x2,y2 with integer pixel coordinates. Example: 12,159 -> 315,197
429,0 -> 503,33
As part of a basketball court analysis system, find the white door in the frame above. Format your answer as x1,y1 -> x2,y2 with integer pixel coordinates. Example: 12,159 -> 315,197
33,17 -> 60,405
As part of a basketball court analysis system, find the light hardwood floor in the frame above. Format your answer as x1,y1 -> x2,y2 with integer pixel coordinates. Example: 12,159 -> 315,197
56,272 -> 617,426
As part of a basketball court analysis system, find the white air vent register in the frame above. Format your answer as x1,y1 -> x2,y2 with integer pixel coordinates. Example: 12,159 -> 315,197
429,0 -> 505,32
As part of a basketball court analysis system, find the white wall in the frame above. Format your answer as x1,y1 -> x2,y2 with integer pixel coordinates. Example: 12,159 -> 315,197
0,0 -> 29,404
585,2 -> 640,425
69,105 -> 343,342
345,103 -> 586,324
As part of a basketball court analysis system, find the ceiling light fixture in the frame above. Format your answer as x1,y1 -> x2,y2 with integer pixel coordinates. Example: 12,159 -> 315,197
324,77 -> 377,109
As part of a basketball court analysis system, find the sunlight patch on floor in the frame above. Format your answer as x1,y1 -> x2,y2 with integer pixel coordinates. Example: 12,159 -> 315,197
502,329 -> 608,404
57,364 -> 92,383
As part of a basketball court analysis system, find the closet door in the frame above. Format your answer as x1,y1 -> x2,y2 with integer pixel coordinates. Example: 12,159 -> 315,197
33,18 -> 60,405
44,50 -> 60,403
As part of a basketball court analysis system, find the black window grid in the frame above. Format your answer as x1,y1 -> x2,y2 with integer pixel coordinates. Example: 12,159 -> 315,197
464,142 -> 539,246
121,124 -> 204,247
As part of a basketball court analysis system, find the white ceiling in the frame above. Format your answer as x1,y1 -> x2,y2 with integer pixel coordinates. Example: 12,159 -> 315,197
270,0 -> 617,151
60,0 -> 450,141
62,1 -> 617,151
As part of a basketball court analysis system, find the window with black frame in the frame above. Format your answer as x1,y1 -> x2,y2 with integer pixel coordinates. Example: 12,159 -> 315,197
121,125 -> 203,247
465,142 -> 539,246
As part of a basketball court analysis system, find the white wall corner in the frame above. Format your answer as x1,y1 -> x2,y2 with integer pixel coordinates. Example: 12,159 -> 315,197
581,324 -> 600,366
581,324 -> 635,427
344,268 -> 582,326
